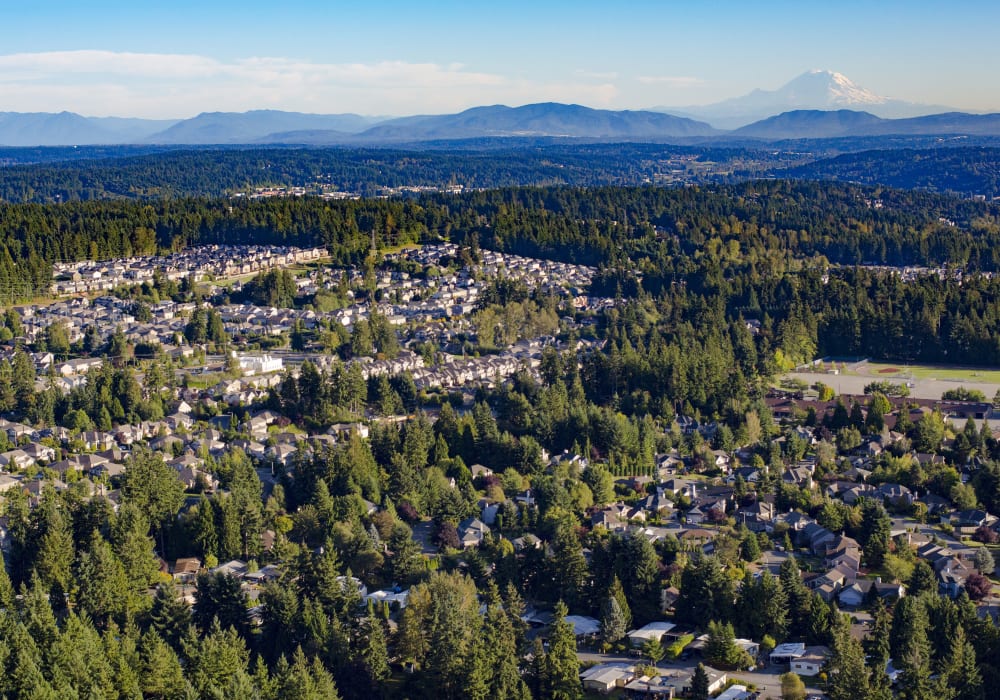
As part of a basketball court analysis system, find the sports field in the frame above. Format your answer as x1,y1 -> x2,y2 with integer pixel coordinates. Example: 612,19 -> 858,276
789,360 -> 1000,400
856,362 -> 1000,385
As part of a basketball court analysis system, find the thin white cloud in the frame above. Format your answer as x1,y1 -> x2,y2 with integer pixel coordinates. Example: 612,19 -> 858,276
0,50 -> 620,117
575,69 -> 620,80
0,50 -> 224,79
636,75 -> 703,87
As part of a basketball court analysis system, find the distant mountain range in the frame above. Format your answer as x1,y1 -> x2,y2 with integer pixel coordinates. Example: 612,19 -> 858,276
729,109 -> 1000,140
0,103 -> 718,146
0,70 -> 995,146
0,112 -> 177,147
658,69 -> 955,129
150,110 -> 380,145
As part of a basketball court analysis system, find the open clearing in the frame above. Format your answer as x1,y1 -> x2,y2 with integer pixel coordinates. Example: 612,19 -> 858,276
858,361 -> 1000,384
789,360 -> 1000,400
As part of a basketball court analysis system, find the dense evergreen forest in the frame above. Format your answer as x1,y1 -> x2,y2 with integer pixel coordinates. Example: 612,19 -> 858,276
786,146 -> 1000,197
0,144 -> 760,203
3,176 -> 1000,697
4,181 -> 1000,366
2,141 -> 1000,203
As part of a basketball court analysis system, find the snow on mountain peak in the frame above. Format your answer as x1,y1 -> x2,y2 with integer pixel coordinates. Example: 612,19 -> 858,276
785,70 -> 887,106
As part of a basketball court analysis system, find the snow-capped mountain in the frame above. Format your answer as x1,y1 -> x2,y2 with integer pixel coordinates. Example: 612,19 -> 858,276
772,69 -> 887,108
658,70 -> 952,129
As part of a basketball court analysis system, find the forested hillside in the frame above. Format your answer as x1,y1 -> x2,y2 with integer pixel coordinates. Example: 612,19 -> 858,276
3,181 -> 1000,365
0,145 -> 755,202
785,146 -> 1000,197
2,178 -> 1000,698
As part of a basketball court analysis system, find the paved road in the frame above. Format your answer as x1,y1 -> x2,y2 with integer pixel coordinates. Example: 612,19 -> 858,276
410,519 -> 438,555
890,517 -> 969,550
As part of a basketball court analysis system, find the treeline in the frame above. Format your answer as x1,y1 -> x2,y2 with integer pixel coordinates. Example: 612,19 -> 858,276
434,180 -> 1000,269
6,180 -> 1000,373
0,144 -> 756,203
786,146 -> 1000,198
4,178 -> 1000,289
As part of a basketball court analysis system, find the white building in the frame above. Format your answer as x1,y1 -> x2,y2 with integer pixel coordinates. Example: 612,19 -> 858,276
238,354 -> 284,375
626,621 -> 676,647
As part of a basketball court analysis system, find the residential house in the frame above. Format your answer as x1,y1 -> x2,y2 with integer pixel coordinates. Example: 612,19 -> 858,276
563,615 -> 601,639
0,449 -> 33,470
580,663 -> 637,693
727,466 -> 762,485
839,579 -> 904,608
877,483 -> 914,507
626,621 -> 676,648
172,557 -> 201,583
678,528 -> 717,553
824,535 -> 862,569
470,464 -> 494,479
770,642 -> 806,666
22,442 -> 56,463
457,517 -> 490,549
478,499 -> 501,526
0,474 -> 23,494
661,479 -> 698,500
799,522 -> 835,554
622,674 -> 681,698
790,647 -> 831,676
951,509 -> 991,530
782,466 -> 813,489
808,564 -> 858,602
737,500 -> 775,532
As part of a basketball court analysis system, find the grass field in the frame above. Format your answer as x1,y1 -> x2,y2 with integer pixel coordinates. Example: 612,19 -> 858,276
857,362 -> 1000,384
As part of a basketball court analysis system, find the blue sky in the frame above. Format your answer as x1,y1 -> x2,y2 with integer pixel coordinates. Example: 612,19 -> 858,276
0,0 -> 997,117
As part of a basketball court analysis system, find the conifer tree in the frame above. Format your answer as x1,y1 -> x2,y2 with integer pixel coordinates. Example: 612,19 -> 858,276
111,502 -> 160,602
148,580 -> 193,652
827,617 -> 870,700
908,559 -> 937,597
0,549 -> 15,609
75,530 -> 130,628
104,623 -> 143,699
259,581 -> 301,665
139,631 -> 187,700
4,621 -> 60,699
690,663 -> 711,700
34,505 -> 74,596
942,625 -> 982,700
599,595 -> 628,644
192,571 -> 249,636
355,608 -> 389,684
191,494 -> 219,559
483,603 -> 531,700
47,613 -> 117,698
184,620 -> 251,697
544,601 -> 582,700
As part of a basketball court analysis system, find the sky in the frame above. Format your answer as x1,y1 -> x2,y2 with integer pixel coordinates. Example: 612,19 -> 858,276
0,0 -> 998,118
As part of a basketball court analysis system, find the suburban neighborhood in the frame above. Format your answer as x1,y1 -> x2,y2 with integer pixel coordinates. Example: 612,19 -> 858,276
0,237 -> 998,698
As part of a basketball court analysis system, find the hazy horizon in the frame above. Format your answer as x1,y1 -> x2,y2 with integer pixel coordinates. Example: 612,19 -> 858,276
1,0 -> 998,119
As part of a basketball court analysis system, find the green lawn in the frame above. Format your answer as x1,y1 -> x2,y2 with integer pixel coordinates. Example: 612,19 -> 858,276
856,362 -> 1000,384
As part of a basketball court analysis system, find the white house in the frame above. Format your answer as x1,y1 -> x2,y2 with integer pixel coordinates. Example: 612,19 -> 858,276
790,646 -> 830,676
770,642 -> 806,666
580,663 -> 636,693
716,685 -> 752,700
564,615 -> 601,639
626,621 -> 676,648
